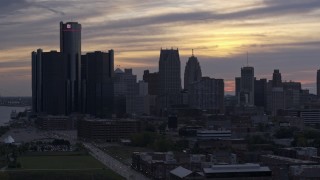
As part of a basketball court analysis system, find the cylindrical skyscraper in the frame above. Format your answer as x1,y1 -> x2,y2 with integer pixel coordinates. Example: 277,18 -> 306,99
60,21 -> 81,113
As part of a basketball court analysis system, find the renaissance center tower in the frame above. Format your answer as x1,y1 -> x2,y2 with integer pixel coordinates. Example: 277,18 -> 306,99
60,22 -> 82,113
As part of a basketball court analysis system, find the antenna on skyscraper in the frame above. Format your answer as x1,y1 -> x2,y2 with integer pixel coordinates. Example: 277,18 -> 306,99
192,49 -> 194,56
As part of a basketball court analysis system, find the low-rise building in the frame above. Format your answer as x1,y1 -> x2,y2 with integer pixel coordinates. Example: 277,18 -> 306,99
35,115 -> 78,130
77,118 -> 141,142
197,130 -> 231,140
203,163 -> 272,180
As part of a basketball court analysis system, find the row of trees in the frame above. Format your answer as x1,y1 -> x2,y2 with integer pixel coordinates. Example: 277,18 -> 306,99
130,132 -> 188,152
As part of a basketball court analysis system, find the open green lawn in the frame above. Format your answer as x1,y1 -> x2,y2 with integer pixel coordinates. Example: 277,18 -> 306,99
19,155 -> 104,169
0,170 -> 124,180
2,154 -> 126,180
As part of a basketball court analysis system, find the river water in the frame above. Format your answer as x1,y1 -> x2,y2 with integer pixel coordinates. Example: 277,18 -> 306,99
0,106 -> 26,126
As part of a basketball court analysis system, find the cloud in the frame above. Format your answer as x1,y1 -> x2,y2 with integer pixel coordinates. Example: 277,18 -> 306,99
0,0 -> 320,96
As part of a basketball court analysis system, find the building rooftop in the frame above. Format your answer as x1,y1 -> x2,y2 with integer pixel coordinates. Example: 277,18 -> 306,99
197,130 -> 231,133
170,166 -> 192,178
114,68 -> 124,74
203,163 -> 270,174
262,154 -> 317,164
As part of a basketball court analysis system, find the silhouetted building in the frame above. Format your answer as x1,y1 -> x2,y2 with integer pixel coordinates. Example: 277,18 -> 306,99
81,50 -> 114,118
158,48 -> 182,112
126,81 -> 150,115
184,51 -> 202,90
235,77 -> 241,98
267,70 -> 285,116
143,70 -> 159,95
317,69 -> 320,97
272,69 -> 282,87
60,21 -> 82,113
254,78 -> 267,109
203,164 -> 272,179
113,68 -> 137,115
36,115 -> 78,130
32,50 -> 67,115
283,81 -> 301,109
168,115 -> 178,129
237,66 -> 254,106
188,77 -> 224,113
78,118 -> 141,141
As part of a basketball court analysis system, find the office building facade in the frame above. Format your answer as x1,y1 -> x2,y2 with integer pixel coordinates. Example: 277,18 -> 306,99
317,69 -> 320,98
143,70 -> 159,95
32,50 -> 68,115
184,53 -> 202,90
188,77 -> 224,113
237,66 -> 255,106
113,68 -> 138,115
267,70 -> 285,116
158,48 -> 182,111
254,78 -> 267,109
60,21 -> 82,113
81,50 -> 114,118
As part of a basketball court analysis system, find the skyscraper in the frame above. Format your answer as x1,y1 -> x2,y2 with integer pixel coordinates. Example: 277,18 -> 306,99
159,48 -> 181,94
237,66 -> 254,106
188,77 -> 224,113
60,21 -> 82,113
283,81 -> 301,109
113,68 -> 138,116
254,78 -> 267,109
184,51 -> 202,90
267,69 -> 285,116
143,70 -> 159,95
81,50 -> 114,118
158,48 -> 182,111
272,69 -> 282,87
32,50 -> 67,114
317,69 -> 320,97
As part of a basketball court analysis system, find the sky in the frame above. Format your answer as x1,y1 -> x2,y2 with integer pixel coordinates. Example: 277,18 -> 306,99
0,0 -> 320,96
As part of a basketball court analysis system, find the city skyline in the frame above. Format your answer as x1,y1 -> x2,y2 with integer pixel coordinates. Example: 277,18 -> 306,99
1,0 -> 320,96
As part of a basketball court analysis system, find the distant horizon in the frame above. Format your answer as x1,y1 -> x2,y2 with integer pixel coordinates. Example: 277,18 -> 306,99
1,0 -> 319,96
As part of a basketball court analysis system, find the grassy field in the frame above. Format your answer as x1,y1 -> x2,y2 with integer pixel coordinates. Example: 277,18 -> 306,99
0,154 -> 125,180
0,170 -> 124,180
19,155 -> 104,169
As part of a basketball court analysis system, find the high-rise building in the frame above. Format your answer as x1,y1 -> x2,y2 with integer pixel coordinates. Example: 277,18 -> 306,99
267,70 -> 285,116
126,81 -> 150,115
237,66 -> 254,106
81,50 -> 114,118
235,77 -> 241,98
283,81 -> 301,109
254,78 -> 267,109
188,77 -> 224,113
60,21 -> 82,113
272,69 -> 282,87
113,68 -> 137,115
159,48 -> 181,94
184,51 -> 202,90
32,50 -> 67,115
143,70 -> 159,95
158,48 -> 182,111
317,69 -> 320,97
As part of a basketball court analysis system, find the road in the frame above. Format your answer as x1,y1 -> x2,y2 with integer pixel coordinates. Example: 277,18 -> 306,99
48,131 -> 149,180
83,142 -> 150,180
